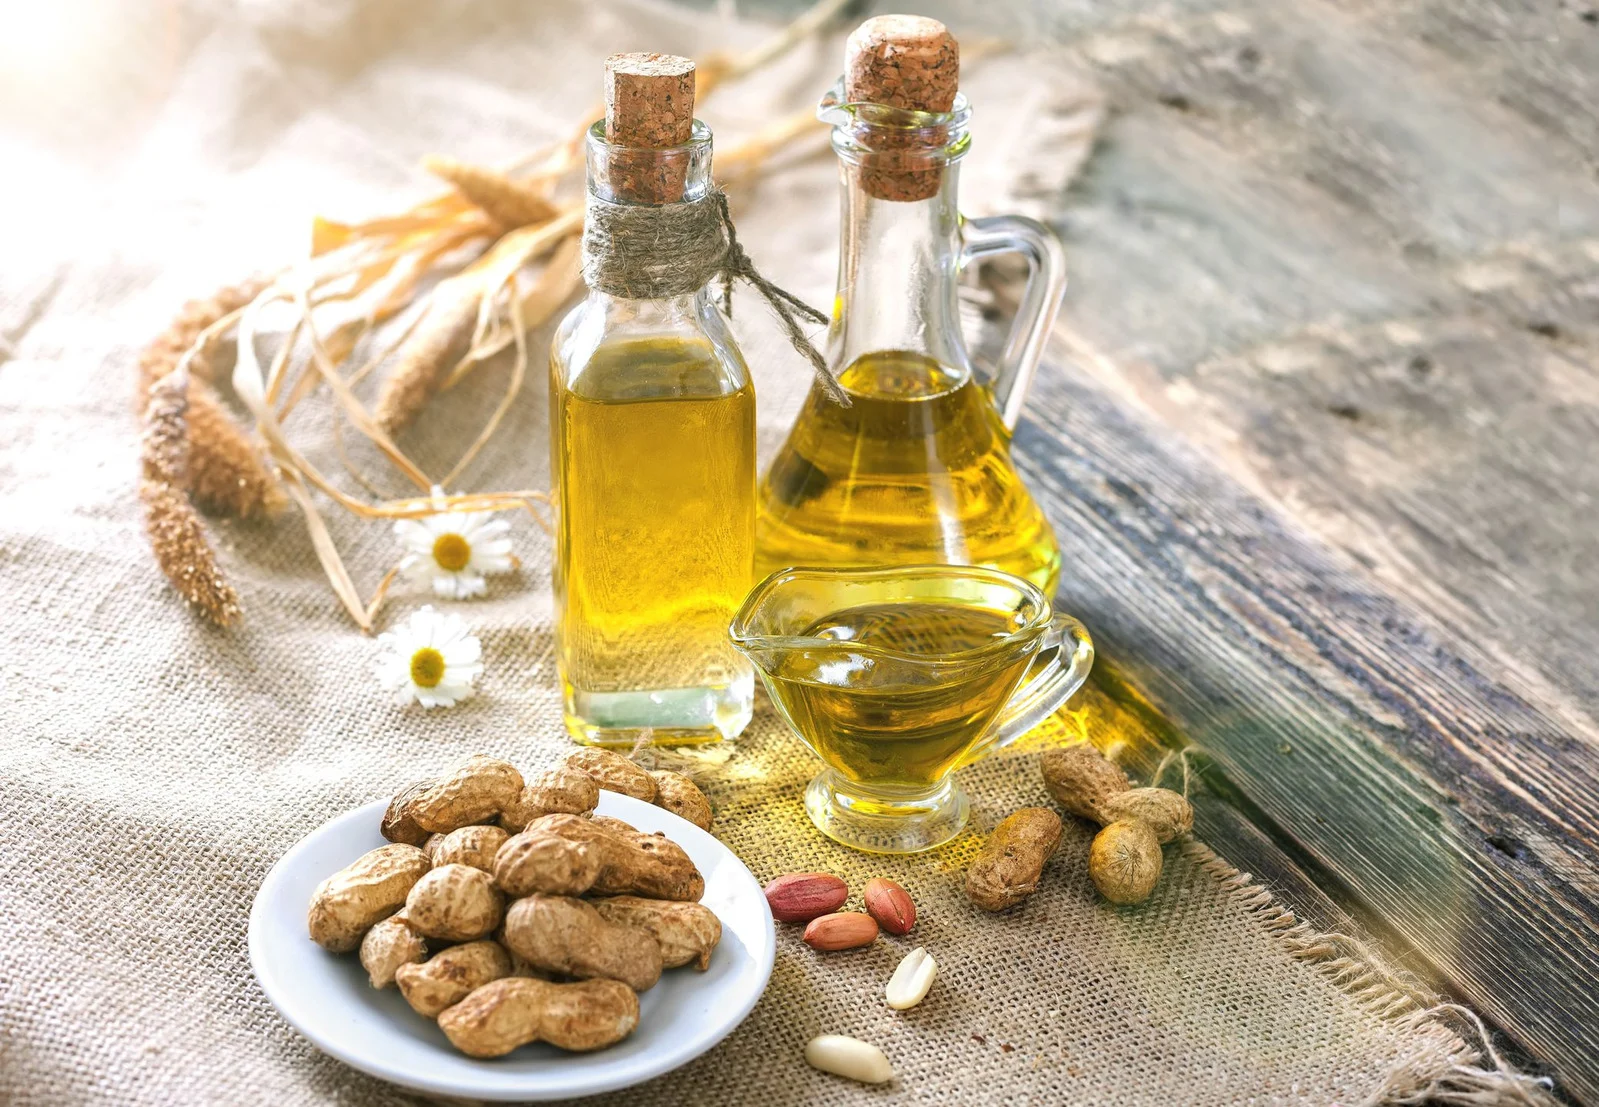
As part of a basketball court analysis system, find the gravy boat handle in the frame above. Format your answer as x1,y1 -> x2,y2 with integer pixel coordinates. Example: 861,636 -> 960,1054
958,612 -> 1094,768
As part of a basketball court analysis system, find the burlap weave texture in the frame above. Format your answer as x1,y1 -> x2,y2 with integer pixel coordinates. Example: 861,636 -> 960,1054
0,1 -> 1489,1103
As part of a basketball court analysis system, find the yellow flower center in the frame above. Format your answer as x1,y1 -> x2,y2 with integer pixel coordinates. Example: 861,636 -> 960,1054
409,647 -> 446,688
432,532 -> 472,572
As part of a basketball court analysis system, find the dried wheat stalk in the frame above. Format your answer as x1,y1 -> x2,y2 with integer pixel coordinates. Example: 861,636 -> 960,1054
139,0 -> 853,628
139,371 -> 241,626
424,154 -> 559,230
140,371 -> 188,486
135,282 -> 260,393
140,481 -> 243,627
137,280 -> 284,519
181,388 -> 286,516
373,273 -> 483,436
368,206 -> 581,436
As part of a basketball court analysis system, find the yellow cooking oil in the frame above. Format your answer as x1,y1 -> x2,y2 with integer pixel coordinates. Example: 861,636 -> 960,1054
550,335 -> 756,746
755,350 -> 1061,590
761,599 -> 1037,791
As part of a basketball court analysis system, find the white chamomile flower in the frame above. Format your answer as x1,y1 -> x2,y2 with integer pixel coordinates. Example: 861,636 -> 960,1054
395,488 -> 515,600
376,606 -> 483,708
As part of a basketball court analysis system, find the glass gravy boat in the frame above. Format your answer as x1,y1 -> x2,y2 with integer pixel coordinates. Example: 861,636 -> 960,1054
730,565 -> 1094,853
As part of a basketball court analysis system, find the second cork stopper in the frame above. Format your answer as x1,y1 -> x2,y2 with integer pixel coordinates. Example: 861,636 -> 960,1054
604,52 -> 697,204
845,15 -> 959,114
842,16 -> 961,203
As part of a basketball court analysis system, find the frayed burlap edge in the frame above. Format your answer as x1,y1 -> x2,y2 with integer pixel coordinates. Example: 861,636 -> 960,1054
1186,843 -> 1558,1107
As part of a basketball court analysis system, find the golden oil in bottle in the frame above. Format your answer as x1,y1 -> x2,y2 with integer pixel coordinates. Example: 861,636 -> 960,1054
756,350 -> 1061,590
550,335 -> 756,745
759,599 -> 1035,791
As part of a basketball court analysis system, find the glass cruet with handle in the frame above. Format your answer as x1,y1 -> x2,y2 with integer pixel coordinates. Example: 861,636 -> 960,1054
755,15 -> 1069,593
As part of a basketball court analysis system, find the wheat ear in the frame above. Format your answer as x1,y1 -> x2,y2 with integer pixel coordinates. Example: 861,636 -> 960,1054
136,280 -> 265,394
137,280 -> 284,518
423,155 -> 559,230
183,385 -> 286,516
139,372 -> 242,626
373,274 -> 482,436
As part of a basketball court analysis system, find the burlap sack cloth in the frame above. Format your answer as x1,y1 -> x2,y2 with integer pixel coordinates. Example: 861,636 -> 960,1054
0,1 -> 1535,1103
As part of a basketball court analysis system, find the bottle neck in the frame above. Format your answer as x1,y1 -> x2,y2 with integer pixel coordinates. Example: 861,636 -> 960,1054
819,84 -> 975,383
585,118 -> 713,205
581,119 -> 717,306
828,160 -> 969,377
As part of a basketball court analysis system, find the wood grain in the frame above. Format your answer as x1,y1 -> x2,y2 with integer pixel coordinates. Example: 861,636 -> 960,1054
949,0 -> 1599,1095
1008,350 -> 1599,1100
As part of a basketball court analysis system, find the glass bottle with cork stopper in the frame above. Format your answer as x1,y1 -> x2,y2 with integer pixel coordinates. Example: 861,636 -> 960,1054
549,53 -> 756,747
755,16 -> 1069,592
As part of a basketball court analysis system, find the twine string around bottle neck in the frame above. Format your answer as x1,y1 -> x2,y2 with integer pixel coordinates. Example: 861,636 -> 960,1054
580,186 -> 850,406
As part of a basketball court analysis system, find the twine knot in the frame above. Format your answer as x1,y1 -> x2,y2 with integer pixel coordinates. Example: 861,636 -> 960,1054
581,187 -> 849,405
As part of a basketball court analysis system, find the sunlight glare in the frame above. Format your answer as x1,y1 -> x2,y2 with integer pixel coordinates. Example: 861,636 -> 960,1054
0,0 -> 85,85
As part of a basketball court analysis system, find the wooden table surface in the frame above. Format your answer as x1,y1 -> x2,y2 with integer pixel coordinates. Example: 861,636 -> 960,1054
961,0 -> 1599,1100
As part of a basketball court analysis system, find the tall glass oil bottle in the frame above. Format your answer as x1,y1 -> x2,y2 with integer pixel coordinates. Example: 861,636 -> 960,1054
756,17 -> 1068,592
549,54 -> 755,746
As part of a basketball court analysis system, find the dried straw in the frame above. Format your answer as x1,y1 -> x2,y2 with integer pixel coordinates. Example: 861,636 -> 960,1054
424,154 -> 559,230
138,0 -> 855,627
442,236 -> 580,486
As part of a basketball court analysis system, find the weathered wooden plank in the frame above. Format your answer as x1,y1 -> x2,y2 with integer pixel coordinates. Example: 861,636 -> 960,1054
1036,677 -> 1414,967
1041,0 -> 1599,712
1081,669 -> 1571,1075
1009,353 -> 1599,1101
957,2 -> 1599,1090
1022,670 -> 1566,1081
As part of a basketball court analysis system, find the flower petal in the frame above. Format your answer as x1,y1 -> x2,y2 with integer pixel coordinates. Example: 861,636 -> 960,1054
412,606 -> 443,646
394,519 -> 434,549
399,554 -> 435,583
434,610 -> 467,643
376,605 -> 487,709
442,638 -> 482,666
470,553 -> 515,575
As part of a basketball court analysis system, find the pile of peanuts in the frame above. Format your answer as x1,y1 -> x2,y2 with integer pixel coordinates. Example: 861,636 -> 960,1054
305,750 -> 718,1058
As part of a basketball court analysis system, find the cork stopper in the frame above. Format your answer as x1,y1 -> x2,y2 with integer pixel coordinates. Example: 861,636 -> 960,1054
844,15 -> 959,113
841,16 -> 961,203
604,52 -> 697,203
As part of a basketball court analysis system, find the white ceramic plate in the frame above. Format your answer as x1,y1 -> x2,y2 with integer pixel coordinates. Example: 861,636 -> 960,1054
249,793 -> 775,1101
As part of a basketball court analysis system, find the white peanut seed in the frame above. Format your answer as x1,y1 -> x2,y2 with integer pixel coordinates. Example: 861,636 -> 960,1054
804,1034 -> 894,1084
885,946 -> 937,1010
